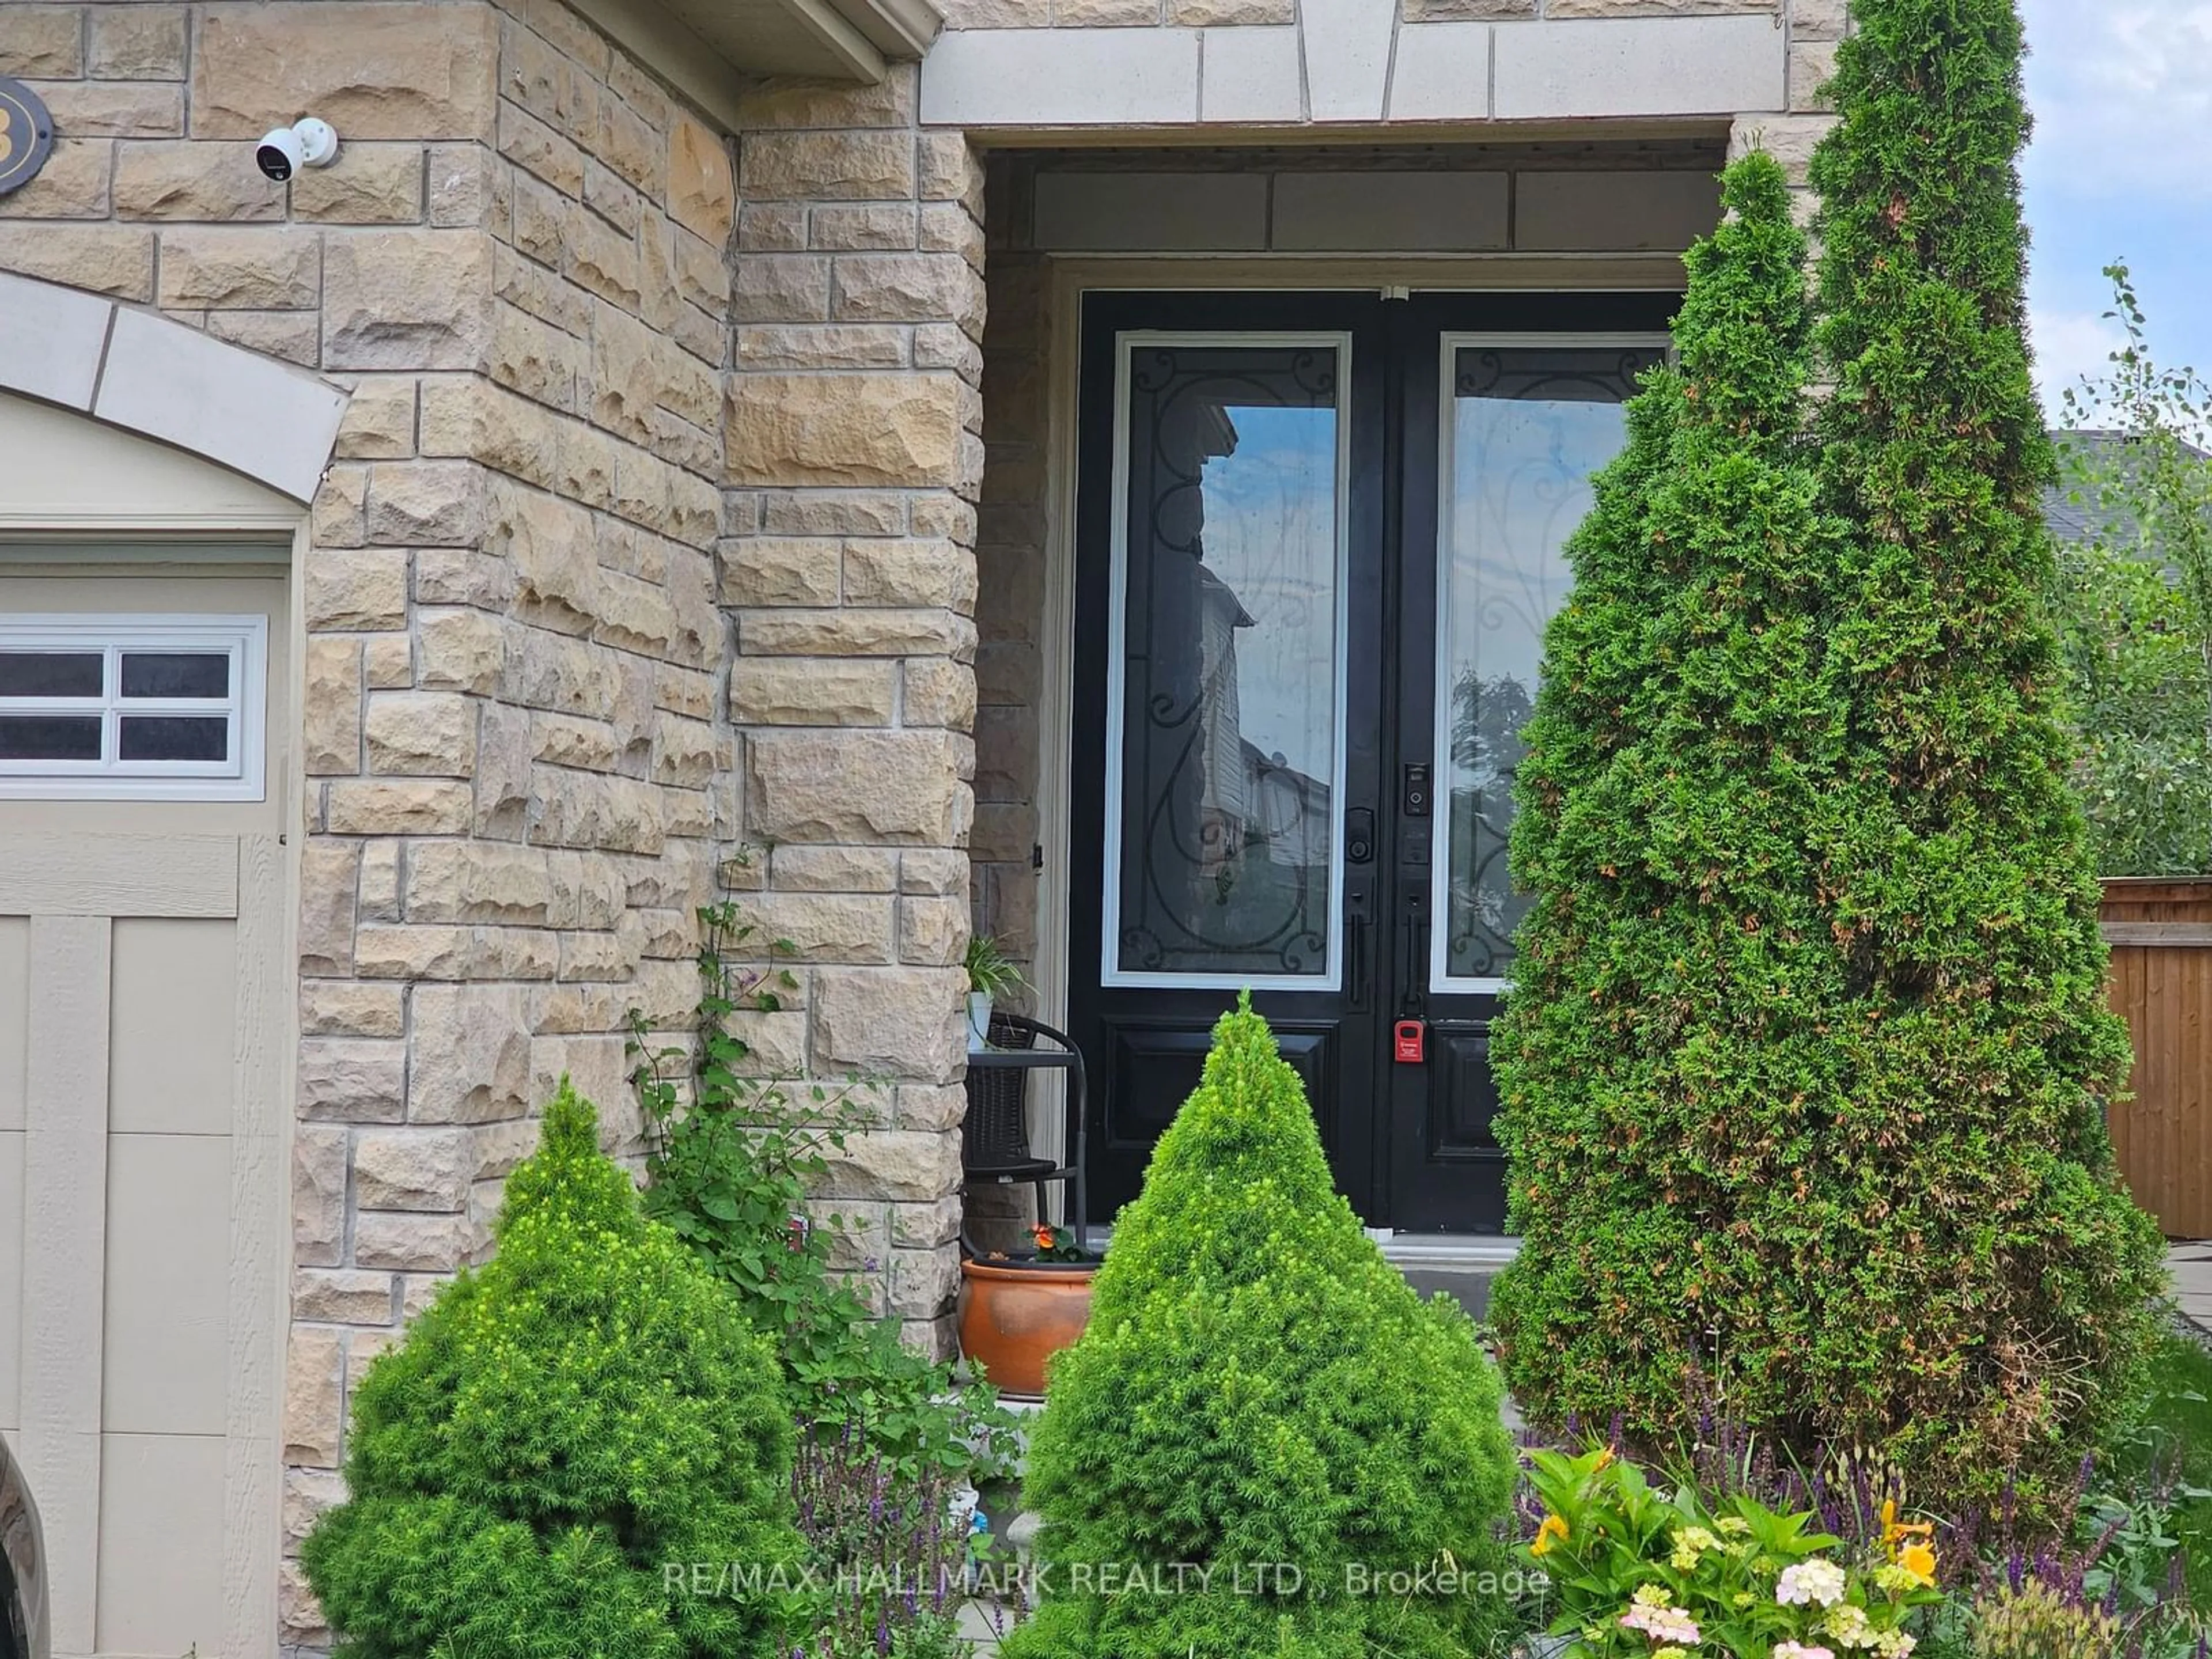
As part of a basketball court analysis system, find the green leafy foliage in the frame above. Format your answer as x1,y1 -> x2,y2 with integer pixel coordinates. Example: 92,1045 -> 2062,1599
301,1082 -> 801,1658
1494,0 -> 2166,1517
1000,998 -> 1521,1659
1521,1446 -> 1941,1657
1493,152 -> 1863,1471
1804,0 -> 2164,1502
964,931 -> 1026,1000
628,900 -> 1016,1483
2047,266 -> 2212,877
2097,1328 -> 2212,1627
1967,1577 -> 2122,1659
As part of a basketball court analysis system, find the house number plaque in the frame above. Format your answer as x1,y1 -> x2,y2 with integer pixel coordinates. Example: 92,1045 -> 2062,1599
0,77 -> 55,198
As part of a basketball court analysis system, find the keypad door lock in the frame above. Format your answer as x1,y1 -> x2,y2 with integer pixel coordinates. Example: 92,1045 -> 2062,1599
1403,763 -> 1432,817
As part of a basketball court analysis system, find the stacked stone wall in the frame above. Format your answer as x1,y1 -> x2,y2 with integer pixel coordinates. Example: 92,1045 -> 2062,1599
1734,0 -> 1847,200
971,217 -> 1047,988
0,0 -> 1850,1645
720,67 -> 988,1354
0,4 -> 737,1645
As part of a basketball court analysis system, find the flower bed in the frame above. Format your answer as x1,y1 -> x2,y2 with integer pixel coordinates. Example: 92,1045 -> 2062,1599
1523,1448 -> 1938,1658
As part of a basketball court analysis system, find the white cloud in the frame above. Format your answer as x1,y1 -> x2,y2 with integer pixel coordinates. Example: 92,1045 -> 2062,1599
2030,306 -> 2129,423
2022,1 -> 2212,199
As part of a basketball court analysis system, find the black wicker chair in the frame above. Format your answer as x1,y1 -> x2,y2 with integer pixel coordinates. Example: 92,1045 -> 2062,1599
959,1012 -> 1088,1251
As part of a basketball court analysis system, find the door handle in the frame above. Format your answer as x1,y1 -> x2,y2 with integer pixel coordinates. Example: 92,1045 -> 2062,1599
1346,887 -> 1372,1013
1402,888 -> 1429,1017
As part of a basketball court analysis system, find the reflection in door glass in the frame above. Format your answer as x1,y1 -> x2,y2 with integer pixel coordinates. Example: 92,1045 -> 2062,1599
1438,346 -> 1662,983
1109,341 -> 1343,982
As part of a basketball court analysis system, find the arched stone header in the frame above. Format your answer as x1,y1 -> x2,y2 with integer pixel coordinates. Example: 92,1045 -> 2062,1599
0,270 -> 349,505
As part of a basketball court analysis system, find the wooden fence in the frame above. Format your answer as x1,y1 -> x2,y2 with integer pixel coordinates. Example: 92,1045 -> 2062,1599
2103,878 -> 2212,1238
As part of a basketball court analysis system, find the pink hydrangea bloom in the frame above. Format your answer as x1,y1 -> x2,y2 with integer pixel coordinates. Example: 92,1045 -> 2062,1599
1620,1602 -> 1702,1645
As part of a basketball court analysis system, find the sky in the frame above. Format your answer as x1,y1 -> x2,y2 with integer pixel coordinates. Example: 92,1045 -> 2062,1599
2021,0 -> 2212,423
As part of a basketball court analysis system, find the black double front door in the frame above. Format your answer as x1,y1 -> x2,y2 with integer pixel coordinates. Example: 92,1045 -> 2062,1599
1066,290 -> 1676,1233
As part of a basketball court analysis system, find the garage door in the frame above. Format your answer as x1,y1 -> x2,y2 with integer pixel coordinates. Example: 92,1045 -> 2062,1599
0,569 -> 289,1658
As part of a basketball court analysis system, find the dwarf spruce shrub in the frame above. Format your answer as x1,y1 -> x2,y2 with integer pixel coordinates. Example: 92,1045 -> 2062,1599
1805,0 -> 2161,1500
1000,998 -> 1519,1659
301,1082 -> 801,1658
1493,151 -> 1865,1480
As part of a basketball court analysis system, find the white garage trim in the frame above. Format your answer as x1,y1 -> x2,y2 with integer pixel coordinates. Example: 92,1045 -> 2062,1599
0,271 -> 349,506
0,614 -> 270,801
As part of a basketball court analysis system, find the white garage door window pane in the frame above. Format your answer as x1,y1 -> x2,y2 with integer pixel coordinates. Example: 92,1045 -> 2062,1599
0,615 -> 264,800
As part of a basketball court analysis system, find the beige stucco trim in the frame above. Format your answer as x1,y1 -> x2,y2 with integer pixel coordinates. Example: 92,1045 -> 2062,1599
17,914 -> 110,1658
0,395 -> 304,538
224,830 -> 291,1657
0,273 -> 347,508
964,118 -> 1736,150
1042,254 -> 1691,292
572,0 -> 941,116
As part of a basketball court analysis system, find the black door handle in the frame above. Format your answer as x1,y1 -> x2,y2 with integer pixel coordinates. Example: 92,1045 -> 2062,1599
1402,888 -> 1428,1017
1346,887 -> 1372,1013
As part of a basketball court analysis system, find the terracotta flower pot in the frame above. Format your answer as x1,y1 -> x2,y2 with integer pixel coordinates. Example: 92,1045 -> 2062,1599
957,1258 -> 1096,1399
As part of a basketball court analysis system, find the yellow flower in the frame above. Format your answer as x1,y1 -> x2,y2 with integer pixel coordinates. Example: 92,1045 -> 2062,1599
1533,1514 -> 1569,1556
1898,1541 -> 1937,1586
1670,1526 -> 1720,1571
1881,1497 -> 1934,1552
1593,1446 -> 1617,1471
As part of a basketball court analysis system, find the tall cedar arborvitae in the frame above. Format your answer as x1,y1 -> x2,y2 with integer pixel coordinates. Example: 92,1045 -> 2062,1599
1493,154 -> 1865,1461
1804,0 -> 2161,1503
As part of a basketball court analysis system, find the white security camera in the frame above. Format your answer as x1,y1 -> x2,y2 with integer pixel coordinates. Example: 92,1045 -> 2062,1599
255,118 -> 339,183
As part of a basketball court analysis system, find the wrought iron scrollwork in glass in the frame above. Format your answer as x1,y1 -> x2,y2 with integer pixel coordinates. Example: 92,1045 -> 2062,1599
1111,342 -> 1342,980
1440,345 -> 1662,983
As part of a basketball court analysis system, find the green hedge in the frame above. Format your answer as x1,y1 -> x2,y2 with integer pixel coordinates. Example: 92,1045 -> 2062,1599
1805,0 -> 2162,1503
1494,147 -> 1863,1482
1492,23 -> 2164,1510
302,1083 -> 801,1658
1002,999 -> 1520,1659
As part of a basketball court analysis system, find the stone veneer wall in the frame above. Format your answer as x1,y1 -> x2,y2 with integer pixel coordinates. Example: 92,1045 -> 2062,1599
0,0 -> 1846,1646
718,66 -> 988,1354
971,225 -> 1047,988
0,4 -> 737,1646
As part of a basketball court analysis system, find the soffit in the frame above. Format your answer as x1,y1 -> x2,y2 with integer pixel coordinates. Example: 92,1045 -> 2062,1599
570,0 -> 942,128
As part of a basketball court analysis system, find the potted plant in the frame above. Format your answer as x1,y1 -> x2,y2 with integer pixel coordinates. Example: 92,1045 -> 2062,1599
964,932 -> 1024,1055
959,1224 -> 1098,1399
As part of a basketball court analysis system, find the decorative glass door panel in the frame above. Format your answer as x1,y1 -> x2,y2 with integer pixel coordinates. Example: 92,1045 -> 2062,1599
1105,336 -> 1349,988
1431,343 -> 1665,990
1069,290 -> 1685,1234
